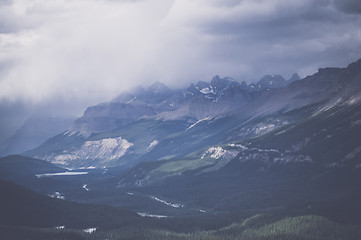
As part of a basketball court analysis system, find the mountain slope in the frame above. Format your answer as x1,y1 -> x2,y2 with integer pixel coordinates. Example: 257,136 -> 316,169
25,58 -> 361,172
0,179 -> 140,228
24,76 -> 260,168
0,115 -> 73,157
110,100 -> 361,222
2,58 -> 361,239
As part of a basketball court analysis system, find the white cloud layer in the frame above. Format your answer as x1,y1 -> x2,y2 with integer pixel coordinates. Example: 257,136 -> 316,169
0,0 -> 361,109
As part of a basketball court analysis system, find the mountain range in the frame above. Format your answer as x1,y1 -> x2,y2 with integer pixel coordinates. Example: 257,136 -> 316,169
23,59 -> 361,172
1,58 -> 361,239
22,72 -> 300,168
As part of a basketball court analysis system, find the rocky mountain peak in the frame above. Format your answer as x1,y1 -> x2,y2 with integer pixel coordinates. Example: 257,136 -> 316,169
316,67 -> 342,76
345,58 -> 361,77
195,81 -> 210,90
240,81 -> 248,89
210,75 -> 239,91
256,74 -> 286,90
147,81 -> 170,94
288,73 -> 301,84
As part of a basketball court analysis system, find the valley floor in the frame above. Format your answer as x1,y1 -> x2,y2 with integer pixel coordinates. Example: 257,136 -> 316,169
2,214 -> 361,240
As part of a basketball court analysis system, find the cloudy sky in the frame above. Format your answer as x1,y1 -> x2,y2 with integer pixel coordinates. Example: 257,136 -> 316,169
1,0 -> 361,141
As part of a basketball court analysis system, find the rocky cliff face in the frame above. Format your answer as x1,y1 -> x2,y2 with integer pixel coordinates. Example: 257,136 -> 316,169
72,75 -> 259,136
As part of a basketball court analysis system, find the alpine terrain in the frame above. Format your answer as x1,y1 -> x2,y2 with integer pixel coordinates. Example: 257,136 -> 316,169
1,58 -> 361,239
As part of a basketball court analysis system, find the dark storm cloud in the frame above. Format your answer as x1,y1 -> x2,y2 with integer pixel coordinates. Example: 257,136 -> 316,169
0,0 -> 43,33
333,0 -> 361,14
1,0 -> 360,98
174,0 -> 361,79
0,0 -> 360,134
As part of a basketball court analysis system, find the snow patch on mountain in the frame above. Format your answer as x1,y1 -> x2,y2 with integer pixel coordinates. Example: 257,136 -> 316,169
347,93 -> 361,105
83,228 -> 96,234
83,184 -> 89,191
126,97 -> 136,104
228,143 -> 248,150
312,98 -> 343,116
200,87 -> 214,95
49,191 -> 65,200
63,130 -> 81,136
187,117 -> 210,130
204,95 -> 216,100
237,120 -> 289,138
151,196 -> 184,208
137,212 -> 168,218
202,146 -> 238,160
79,166 -> 96,169
147,140 -> 159,151
254,123 -> 276,134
